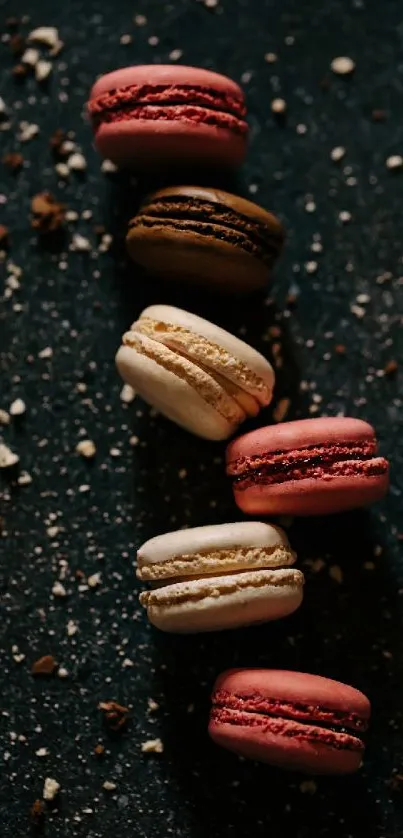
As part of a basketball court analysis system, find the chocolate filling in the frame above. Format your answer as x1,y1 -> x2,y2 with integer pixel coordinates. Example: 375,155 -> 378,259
129,197 -> 284,266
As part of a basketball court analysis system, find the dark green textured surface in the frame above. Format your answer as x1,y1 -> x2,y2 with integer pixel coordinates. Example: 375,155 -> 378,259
1,0 -> 403,835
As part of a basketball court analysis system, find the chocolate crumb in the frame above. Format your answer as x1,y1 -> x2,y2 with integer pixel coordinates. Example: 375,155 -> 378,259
10,33 -> 25,57
5,17 -> 20,31
49,129 -> 68,158
30,799 -> 45,826
0,225 -> 9,248
94,743 -> 105,756
371,109 -> 387,122
12,63 -> 28,80
99,700 -> 129,732
388,773 -> 403,793
31,192 -> 65,234
3,152 -> 24,172
334,344 -> 346,355
384,359 -> 398,376
31,654 -> 58,676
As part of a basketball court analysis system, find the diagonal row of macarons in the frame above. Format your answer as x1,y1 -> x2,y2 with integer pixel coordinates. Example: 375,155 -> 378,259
88,65 -> 388,774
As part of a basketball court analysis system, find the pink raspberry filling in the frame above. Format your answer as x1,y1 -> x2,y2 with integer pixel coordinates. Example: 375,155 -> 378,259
227,439 -> 389,489
89,83 -> 247,134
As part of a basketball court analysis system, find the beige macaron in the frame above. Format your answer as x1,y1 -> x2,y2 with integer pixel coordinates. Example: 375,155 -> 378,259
116,305 -> 275,440
137,521 -> 304,633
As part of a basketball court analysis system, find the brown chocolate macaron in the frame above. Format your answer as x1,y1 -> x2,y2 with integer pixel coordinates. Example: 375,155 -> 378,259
126,186 -> 285,292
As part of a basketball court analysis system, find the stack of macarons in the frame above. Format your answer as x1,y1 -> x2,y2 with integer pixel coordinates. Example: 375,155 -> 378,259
88,64 -> 389,775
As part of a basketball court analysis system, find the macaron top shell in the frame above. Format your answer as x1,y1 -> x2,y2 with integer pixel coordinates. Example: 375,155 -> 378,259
227,417 -> 378,462
138,305 -> 274,402
90,65 -> 245,101
213,669 -> 371,723
137,521 -> 294,581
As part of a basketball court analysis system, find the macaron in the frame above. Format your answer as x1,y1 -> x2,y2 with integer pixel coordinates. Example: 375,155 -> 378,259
209,669 -> 370,774
126,186 -> 285,292
226,417 -> 389,515
87,65 -> 248,170
137,522 -> 304,633
116,305 -> 275,440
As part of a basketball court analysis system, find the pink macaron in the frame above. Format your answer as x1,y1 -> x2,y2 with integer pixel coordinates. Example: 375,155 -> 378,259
209,669 -> 370,775
87,65 -> 248,170
226,417 -> 389,516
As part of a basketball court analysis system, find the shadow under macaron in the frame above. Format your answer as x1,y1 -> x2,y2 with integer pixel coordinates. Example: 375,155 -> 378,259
137,502 -> 401,838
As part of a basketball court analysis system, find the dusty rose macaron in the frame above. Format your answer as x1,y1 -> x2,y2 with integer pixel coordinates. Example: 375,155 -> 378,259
209,669 -> 370,774
87,65 -> 248,170
226,417 -> 389,516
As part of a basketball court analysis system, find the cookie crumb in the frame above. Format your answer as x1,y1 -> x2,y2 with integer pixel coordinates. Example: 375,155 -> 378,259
94,743 -> 105,756
52,581 -> 67,598
0,443 -> 19,468
141,738 -> 164,753
101,159 -> 118,174
9,397 -> 26,417
120,383 -> 136,404
371,109 -> 386,122
0,409 -> 10,425
3,152 -> 24,172
271,97 -> 287,116
300,780 -> 317,794
31,654 -> 57,675
43,776 -> 60,801
31,192 -> 65,234
147,698 -> 159,713
330,56 -> 355,75
99,700 -> 129,732
330,146 -> 346,162
76,439 -> 96,458
329,565 -> 343,584
30,799 -> 45,825
0,225 -> 9,248
384,359 -> 398,376
386,155 -> 403,171
103,780 -> 117,791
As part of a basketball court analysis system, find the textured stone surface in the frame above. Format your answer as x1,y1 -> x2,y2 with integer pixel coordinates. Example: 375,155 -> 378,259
0,0 -> 402,835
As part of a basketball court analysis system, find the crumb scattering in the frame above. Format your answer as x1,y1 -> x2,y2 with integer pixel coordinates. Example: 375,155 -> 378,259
141,737 -> 164,753
43,776 -> 60,801
330,56 -> 355,75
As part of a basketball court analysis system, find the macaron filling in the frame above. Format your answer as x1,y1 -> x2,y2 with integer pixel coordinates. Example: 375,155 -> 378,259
137,543 -> 296,581
140,568 -> 304,607
228,439 -> 389,489
124,317 -> 272,410
89,83 -> 247,134
129,196 -> 284,267
211,692 -> 368,751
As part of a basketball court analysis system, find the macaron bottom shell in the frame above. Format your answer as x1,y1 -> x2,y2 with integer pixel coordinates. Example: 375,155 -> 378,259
233,471 -> 390,516
208,714 -> 364,775
126,224 -> 269,292
94,119 -> 246,170
140,569 -> 304,633
116,343 -> 242,441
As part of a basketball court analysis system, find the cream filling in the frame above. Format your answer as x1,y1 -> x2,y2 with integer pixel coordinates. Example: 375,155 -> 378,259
122,331 -> 244,424
137,544 -> 295,581
133,317 -> 272,409
140,569 -> 304,607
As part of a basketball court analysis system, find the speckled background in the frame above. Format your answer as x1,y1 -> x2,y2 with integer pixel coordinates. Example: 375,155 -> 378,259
1,0 -> 403,835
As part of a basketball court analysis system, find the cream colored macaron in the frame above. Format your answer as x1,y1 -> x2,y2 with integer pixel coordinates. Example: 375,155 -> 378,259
137,521 -> 304,633
116,305 -> 275,440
